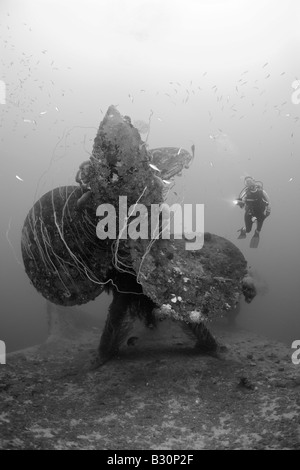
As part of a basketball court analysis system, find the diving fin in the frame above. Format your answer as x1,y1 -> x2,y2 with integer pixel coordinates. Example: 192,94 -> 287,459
237,228 -> 246,239
250,231 -> 260,248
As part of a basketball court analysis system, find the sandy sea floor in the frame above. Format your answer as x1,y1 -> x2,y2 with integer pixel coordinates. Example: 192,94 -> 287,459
0,318 -> 300,450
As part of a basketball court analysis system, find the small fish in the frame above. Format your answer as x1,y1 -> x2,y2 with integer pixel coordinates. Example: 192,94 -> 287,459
55,106 -> 59,112
177,147 -> 182,155
163,180 -> 172,185
191,144 -> 195,157
16,175 -> 24,181
149,163 -> 161,172
39,111 -> 47,115
289,178 -> 293,182
263,62 -> 268,68
157,117 -> 163,121
23,119 -> 32,123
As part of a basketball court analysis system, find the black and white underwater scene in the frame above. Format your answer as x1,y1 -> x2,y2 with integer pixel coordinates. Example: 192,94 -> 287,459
1,0 -> 300,451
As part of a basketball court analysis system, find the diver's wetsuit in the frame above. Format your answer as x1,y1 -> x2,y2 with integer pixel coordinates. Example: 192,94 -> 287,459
241,187 -> 270,233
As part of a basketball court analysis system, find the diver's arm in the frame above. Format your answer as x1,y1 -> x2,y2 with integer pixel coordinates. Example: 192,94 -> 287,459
239,187 -> 247,199
239,188 -> 248,204
262,190 -> 271,216
75,169 -> 89,189
75,169 -> 82,184
262,190 -> 271,208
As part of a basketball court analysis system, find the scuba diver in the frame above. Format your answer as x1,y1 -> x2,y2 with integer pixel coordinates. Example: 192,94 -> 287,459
75,160 -> 93,209
236,176 -> 271,247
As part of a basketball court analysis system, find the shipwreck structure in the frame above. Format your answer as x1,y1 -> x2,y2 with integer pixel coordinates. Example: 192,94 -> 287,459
21,106 -> 256,364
